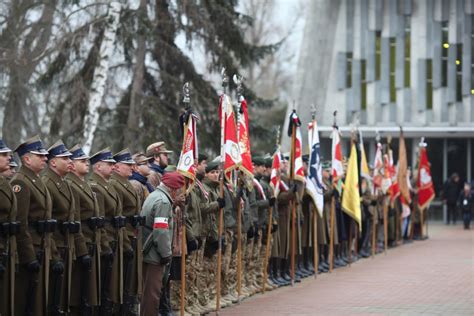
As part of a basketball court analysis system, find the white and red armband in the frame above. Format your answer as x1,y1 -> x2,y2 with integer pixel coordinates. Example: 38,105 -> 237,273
153,217 -> 169,229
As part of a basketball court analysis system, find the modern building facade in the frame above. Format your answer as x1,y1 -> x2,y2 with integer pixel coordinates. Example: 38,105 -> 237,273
288,0 -> 474,202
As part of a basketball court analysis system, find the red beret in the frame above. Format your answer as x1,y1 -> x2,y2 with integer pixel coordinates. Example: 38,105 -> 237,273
161,172 -> 185,190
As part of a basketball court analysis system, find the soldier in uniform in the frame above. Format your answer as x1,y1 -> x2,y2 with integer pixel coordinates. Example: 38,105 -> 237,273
1,157 -> 18,179
110,149 -> 142,315
12,135 -> 59,316
263,156 -> 284,286
321,162 -> 335,271
0,140 -> 17,316
66,145 -> 102,314
140,172 -> 184,316
42,140 -> 89,314
200,160 -> 225,312
89,148 -> 124,314
300,156 -> 315,276
146,142 -> 173,189
129,153 -> 154,203
252,157 -> 278,290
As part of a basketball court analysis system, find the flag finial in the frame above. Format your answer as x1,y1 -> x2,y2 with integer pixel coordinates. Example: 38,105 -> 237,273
182,82 -> 190,109
332,110 -> 338,128
311,104 -> 316,120
221,67 -> 228,90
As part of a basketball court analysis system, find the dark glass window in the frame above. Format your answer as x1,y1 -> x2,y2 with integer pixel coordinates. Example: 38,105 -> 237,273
375,31 -> 382,80
389,37 -> 396,102
441,21 -> 448,87
404,17 -> 411,87
427,59 -> 433,109
361,59 -> 367,109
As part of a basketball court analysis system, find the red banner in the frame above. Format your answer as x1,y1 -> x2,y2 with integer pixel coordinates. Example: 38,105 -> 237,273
238,97 -> 253,178
417,146 -> 435,211
219,94 -> 241,181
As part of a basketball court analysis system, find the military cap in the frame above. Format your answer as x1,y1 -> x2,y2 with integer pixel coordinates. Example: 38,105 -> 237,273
9,157 -> 18,167
0,139 -> 12,153
15,135 -> 48,157
252,156 -> 266,166
198,153 -> 208,163
113,148 -> 136,164
206,159 -> 220,173
132,152 -> 153,164
90,147 -> 116,165
302,154 -> 309,163
282,152 -> 290,161
47,140 -> 72,160
146,141 -> 173,157
322,160 -> 331,170
69,144 -> 90,160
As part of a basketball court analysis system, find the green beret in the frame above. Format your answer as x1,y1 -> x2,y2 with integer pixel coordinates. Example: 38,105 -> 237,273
252,156 -> 266,166
206,160 -> 220,173
264,157 -> 273,168
322,160 -> 331,170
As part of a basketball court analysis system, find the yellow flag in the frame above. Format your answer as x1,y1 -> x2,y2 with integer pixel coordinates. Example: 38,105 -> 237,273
342,144 -> 362,230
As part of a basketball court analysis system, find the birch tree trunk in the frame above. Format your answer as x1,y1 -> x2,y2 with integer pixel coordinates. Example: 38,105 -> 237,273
82,1 -> 121,154
123,0 -> 147,150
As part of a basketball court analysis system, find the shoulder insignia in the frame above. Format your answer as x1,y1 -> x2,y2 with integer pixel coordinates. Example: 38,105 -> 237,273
12,185 -> 22,193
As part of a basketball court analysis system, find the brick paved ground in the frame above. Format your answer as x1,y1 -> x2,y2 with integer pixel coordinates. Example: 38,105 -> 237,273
220,223 -> 474,315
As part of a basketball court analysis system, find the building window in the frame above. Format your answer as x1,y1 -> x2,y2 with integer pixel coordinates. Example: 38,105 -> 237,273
441,21 -> 448,87
427,59 -> 433,109
472,18 -> 474,95
404,17 -> 411,87
361,59 -> 367,109
390,38 -> 396,102
346,52 -> 352,88
456,44 -> 463,101
375,31 -> 381,81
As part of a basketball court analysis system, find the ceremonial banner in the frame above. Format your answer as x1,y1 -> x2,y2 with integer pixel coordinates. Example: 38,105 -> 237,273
398,130 -> 411,203
219,93 -> 241,181
288,111 -> 305,183
238,96 -> 253,179
341,143 -> 362,229
270,148 -> 282,197
331,126 -> 344,192
307,120 -> 324,217
373,142 -> 384,191
177,111 -> 197,190
417,146 -> 435,211
359,131 -> 370,180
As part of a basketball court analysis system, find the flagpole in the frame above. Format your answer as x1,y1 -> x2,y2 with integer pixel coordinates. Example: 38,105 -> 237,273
383,196 -> 388,254
289,109 -> 297,286
329,111 -> 337,273
310,107 -> 318,279
216,68 -> 229,312
234,75 -> 243,301
180,83 -> 191,316
371,198 -> 377,257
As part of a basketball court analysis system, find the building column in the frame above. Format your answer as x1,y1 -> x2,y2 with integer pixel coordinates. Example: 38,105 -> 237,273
443,138 -> 448,223
467,139 -> 472,183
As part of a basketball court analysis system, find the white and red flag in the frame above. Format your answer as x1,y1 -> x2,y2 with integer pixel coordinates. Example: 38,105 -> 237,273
237,96 -> 253,179
417,144 -> 435,211
373,142 -> 384,192
177,111 -> 198,190
219,93 -> 241,181
387,148 -> 400,206
270,147 -> 282,197
288,111 -> 305,183
331,125 -> 344,192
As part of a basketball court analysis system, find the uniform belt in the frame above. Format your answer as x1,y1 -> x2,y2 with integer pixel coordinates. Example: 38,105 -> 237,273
105,216 -> 127,228
0,221 -> 20,236
31,219 -> 57,233
126,215 -> 146,228
59,221 -> 81,234
82,217 -> 105,230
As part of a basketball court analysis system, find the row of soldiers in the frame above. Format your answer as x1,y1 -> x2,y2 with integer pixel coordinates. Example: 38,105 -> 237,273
0,135 -> 425,316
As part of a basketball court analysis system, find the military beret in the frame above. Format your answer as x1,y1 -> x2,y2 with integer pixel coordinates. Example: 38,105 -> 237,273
252,156 -> 266,166
15,135 -> 48,157
69,144 -> 90,160
113,148 -> 135,164
0,139 -> 12,153
198,153 -> 208,163
146,141 -> 173,157
206,160 -> 220,173
282,152 -> 290,161
264,157 -> 273,168
161,172 -> 185,190
47,140 -> 72,160
90,148 -> 116,165
302,154 -> 309,163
